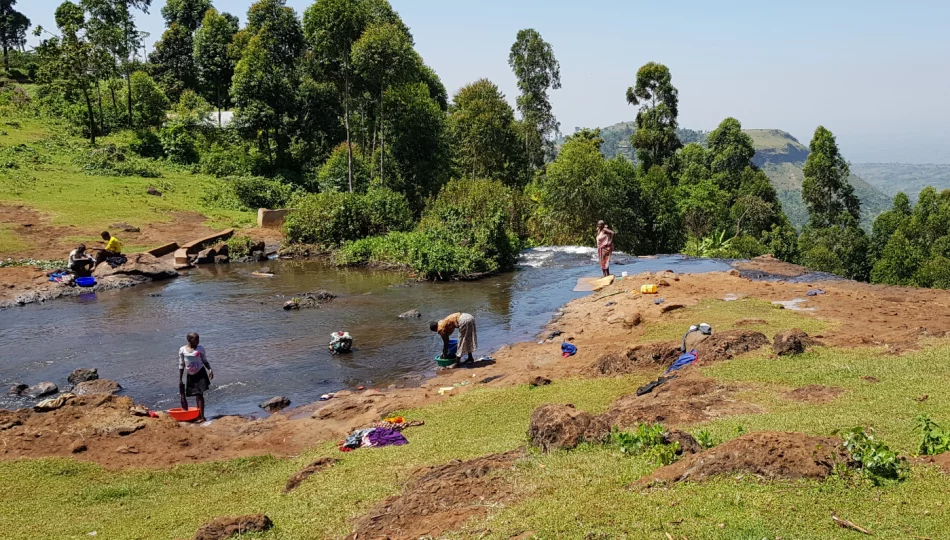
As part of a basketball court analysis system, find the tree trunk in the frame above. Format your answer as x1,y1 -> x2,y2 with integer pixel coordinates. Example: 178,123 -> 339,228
126,72 -> 133,128
379,91 -> 384,186
109,81 -> 118,111
216,84 -> 222,127
82,87 -> 97,145
95,79 -> 105,134
3,45 -> 8,70
343,59 -> 353,193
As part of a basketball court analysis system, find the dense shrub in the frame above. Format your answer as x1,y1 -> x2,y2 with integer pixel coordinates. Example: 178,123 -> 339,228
129,130 -> 164,159
200,144 -> 253,177
317,143 -> 371,193
201,176 -> 296,211
283,188 -> 413,248
336,179 -> 526,278
127,71 -> 170,128
159,120 -> 200,165
336,230 -> 486,278
78,145 -> 161,178
799,220 -> 870,281
914,256 -> 950,289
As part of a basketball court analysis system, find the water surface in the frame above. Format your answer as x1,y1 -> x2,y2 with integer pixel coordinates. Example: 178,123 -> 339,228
0,249 -> 731,416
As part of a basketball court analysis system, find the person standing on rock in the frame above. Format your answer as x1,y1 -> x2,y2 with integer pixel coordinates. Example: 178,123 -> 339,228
596,220 -> 615,277
178,332 -> 213,422
430,313 -> 477,367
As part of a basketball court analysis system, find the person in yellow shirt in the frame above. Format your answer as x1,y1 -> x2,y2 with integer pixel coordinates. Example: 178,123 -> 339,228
94,231 -> 123,265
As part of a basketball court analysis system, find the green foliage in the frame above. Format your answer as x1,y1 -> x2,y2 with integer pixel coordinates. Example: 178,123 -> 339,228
841,427 -> 909,484
225,234 -> 255,259
129,130 -> 164,159
802,126 -> 860,228
683,230 -> 734,258
199,143 -> 253,178
283,188 -> 412,248
127,71 -> 170,129
509,28 -> 561,169
193,7 -> 238,121
626,62 -> 681,170
78,145 -> 160,178
914,256 -> 950,289
609,424 -> 680,466
317,143 -> 370,193
916,415 -> 950,456
337,230 -> 486,278
148,22 -> 197,104
693,430 -> 717,449
158,120 -> 199,165
799,218 -> 870,281
0,258 -> 67,271
448,78 -> 526,187
230,175 -> 296,211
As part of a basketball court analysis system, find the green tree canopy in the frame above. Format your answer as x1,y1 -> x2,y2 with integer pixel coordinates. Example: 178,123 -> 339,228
626,62 -> 681,170
448,78 -> 525,187
508,28 -> 561,169
802,125 -> 860,228
193,7 -> 238,125
149,22 -> 196,103
0,0 -> 30,69
160,0 -> 211,32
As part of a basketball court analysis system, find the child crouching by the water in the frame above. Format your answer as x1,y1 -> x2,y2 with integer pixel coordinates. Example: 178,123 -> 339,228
178,332 -> 213,422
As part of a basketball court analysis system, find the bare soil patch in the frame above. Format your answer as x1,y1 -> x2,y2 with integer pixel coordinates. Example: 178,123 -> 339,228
284,457 -> 338,493
783,385 -> 845,403
193,514 -> 273,540
601,373 -> 762,427
635,432 -> 851,486
347,450 -> 523,540
592,330 -> 769,376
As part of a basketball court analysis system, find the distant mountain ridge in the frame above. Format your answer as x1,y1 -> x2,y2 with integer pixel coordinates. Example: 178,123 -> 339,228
850,163 -> 950,202
582,121 -> 891,229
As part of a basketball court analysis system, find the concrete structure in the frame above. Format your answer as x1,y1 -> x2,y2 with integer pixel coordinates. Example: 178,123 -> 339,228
258,208 -> 292,229
174,229 -> 234,266
147,242 -> 179,258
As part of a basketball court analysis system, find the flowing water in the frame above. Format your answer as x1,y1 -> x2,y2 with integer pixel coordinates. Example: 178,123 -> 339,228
0,249 -> 732,416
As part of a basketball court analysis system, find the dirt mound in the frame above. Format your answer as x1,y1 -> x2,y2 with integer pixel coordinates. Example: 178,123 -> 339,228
636,432 -> 851,486
921,453 -> 950,474
694,330 -> 769,365
664,429 -> 702,456
194,514 -> 273,540
527,404 -> 610,452
600,374 -> 761,427
773,329 -> 821,356
347,450 -> 523,540
284,457 -> 338,493
783,385 -> 844,403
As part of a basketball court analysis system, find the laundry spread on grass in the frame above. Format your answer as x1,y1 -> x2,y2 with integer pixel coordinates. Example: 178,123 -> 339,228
338,417 -> 424,452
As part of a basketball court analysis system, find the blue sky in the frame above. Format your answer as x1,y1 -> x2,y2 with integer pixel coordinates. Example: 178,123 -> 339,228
23,0 -> 950,163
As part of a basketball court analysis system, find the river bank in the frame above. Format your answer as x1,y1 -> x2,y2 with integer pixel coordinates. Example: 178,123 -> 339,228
4,257 -> 950,469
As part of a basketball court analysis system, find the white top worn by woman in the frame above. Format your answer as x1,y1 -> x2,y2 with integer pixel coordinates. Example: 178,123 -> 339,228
178,345 -> 208,375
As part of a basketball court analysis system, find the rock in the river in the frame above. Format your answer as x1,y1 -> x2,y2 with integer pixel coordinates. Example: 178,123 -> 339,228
213,243 -> 229,257
214,255 -> 229,264
25,382 -> 58,398
259,396 -> 291,412
68,368 -> 99,385
194,248 -> 218,265
8,383 -> 27,396
398,309 -> 421,319
93,253 -> 178,281
74,379 -> 122,395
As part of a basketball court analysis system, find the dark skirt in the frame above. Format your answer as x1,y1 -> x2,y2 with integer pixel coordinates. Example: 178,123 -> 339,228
185,368 -> 210,397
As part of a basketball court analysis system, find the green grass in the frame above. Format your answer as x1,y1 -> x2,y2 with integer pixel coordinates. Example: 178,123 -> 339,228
641,298 -> 832,343
0,113 -> 254,256
0,223 -> 26,253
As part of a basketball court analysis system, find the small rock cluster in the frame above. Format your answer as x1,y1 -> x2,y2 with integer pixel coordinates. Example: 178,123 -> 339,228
8,368 -> 121,400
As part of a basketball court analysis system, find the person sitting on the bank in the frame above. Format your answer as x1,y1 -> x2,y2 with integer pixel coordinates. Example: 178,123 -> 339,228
178,332 -> 213,422
429,312 -> 477,367
94,231 -> 122,264
67,244 -> 95,277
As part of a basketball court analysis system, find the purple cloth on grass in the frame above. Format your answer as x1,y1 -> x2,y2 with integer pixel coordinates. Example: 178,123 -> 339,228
365,427 -> 408,447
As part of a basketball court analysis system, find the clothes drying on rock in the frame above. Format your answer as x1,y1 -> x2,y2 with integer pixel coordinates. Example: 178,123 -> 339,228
329,331 -> 353,354
636,375 -> 677,396
339,426 -> 409,451
561,342 -> 577,357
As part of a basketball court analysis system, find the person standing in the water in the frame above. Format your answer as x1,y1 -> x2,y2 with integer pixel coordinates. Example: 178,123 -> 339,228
178,332 -> 213,422
596,220 -> 615,277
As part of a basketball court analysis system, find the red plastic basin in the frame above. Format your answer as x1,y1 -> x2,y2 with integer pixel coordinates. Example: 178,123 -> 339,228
168,407 -> 201,422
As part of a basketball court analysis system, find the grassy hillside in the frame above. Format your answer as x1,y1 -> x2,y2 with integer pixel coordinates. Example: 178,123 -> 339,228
851,163 -> 950,202
0,105 -> 255,258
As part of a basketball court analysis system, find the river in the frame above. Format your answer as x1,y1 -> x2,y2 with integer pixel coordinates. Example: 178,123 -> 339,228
0,248 -> 732,416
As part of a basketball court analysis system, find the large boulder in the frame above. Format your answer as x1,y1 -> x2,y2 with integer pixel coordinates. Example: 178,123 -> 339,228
74,379 -> 122,395
93,253 -> 178,281
773,329 -> 820,356
24,382 -> 58,398
67,368 -> 99,385
194,515 -> 273,540
527,404 -> 609,452
259,396 -> 291,412
194,248 -> 218,265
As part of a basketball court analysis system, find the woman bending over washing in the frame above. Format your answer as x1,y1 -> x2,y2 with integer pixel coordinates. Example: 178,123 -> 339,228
429,312 -> 478,367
